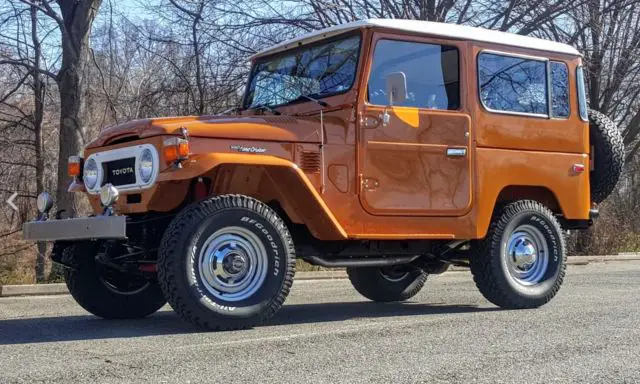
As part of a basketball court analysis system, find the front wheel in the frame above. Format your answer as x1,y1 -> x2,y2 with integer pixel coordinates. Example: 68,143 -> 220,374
158,195 -> 296,331
347,265 -> 427,302
470,200 -> 566,309
63,243 -> 167,319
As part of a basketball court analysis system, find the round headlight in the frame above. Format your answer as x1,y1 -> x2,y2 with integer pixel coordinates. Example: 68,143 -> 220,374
84,158 -> 98,190
36,192 -> 54,213
100,184 -> 119,207
138,148 -> 154,183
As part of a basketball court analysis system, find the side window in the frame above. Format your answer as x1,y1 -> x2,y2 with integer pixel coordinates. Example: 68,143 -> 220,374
367,39 -> 460,110
478,53 -> 548,115
576,66 -> 588,121
550,61 -> 570,118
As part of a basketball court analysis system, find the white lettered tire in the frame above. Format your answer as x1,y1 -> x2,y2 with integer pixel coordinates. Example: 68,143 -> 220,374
470,200 -> 566,309
158,195 -> 296,330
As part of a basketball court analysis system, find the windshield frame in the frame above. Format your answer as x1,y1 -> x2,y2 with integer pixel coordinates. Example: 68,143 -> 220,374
241,31 -> 363,110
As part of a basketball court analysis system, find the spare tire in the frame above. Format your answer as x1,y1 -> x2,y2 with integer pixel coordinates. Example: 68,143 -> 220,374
588,109 -> 624,203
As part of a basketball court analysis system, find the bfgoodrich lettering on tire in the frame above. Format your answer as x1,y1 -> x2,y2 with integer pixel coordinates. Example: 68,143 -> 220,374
470,200 -> 566,309
158,194 -> 296,330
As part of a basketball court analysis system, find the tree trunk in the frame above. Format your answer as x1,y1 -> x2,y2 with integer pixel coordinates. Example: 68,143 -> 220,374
54,0 -> 102,217
30,5 -> 47,282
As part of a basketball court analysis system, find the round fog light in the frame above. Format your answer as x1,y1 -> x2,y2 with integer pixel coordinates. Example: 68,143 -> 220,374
36,192 -> 54,213
100,184 -> 119,207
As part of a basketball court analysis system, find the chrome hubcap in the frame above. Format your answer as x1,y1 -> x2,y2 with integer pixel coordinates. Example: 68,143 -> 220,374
198,227 -> 268,302
505,225 -> 549,285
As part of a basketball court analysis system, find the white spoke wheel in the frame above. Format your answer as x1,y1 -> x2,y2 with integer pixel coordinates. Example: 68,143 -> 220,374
197,227 -> 268,302
158,195 -> 296,331
470,200 -> 566,309
504,225 -> 549,286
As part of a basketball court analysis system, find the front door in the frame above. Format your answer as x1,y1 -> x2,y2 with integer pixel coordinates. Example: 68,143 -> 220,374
358,35 -> 472,216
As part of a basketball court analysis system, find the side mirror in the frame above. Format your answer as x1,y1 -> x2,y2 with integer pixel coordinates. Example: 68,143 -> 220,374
385,72 -> 407,106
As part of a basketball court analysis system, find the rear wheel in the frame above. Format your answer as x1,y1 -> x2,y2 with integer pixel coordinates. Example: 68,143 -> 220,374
347,265 -> 427,302
158,195 -> 296,331
63,243 -> 167,319
470,200 -> 566,309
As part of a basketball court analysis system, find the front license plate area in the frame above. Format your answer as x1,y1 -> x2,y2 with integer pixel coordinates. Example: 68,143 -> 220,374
103,157 -> 136,186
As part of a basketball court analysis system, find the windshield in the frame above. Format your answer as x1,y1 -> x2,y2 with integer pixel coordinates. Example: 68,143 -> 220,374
243,34 -> 361,109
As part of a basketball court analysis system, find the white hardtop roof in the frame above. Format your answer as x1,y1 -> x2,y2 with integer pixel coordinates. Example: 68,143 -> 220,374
253,19 -> 580,59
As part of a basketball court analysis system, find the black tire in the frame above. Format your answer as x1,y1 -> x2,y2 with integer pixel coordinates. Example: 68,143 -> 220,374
470,200 -> 566,309
589,109 -> 624,203
347,266 -> 427,302
158,194 -> 296,331
63,243 -> 167,319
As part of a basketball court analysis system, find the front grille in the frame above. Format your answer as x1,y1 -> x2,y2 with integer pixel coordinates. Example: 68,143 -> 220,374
102,157 -> 136,186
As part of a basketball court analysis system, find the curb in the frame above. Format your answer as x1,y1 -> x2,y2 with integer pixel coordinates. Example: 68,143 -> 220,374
1,254 -> 638,297
0,283 -> 68,297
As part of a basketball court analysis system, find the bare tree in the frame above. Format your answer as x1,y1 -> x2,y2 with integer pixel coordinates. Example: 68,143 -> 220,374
545,0 -> 640,161
3,0 -> 103,218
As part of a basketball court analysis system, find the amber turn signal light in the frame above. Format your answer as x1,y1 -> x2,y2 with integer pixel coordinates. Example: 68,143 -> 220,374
68,155 -> 83,177
163,137 -> 190,164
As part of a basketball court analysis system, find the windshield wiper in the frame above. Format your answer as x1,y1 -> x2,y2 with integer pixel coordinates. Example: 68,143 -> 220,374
290,94 -> 330,108
218,106 -> 239,115
250,104 -> 281,115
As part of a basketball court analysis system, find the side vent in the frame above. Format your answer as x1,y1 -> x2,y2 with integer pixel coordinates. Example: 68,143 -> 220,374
299,151 -> 321,174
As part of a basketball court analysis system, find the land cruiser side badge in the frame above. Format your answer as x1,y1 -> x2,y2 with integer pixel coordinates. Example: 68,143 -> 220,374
230,145 -> 267,153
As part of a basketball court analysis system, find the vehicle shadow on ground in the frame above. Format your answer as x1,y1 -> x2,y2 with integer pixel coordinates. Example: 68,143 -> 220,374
0,301 -> 497,345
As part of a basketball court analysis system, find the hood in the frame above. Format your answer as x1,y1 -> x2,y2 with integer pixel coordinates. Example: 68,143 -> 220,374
86,114 -> 322,148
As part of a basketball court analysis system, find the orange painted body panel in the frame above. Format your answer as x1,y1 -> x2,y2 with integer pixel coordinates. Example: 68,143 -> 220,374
359,108 -> 472,216
79,26 -> 590,241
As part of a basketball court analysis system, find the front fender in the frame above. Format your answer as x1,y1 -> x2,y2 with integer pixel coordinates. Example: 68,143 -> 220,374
158,153 -> 348,241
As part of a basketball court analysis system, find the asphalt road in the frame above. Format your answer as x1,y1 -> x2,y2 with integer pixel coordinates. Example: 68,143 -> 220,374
1,261 -> 639,384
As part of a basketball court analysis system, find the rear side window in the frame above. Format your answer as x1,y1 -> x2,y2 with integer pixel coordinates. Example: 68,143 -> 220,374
576,66 -> 588,121
367,39 -> 460,110
478,53 -> 548,115
550,61 -> 570,118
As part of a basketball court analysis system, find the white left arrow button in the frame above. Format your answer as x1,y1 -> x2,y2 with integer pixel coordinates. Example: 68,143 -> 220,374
7,192 -> 18,211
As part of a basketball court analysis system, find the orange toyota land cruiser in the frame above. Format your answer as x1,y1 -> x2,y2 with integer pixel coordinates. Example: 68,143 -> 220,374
24,19 -> 624,330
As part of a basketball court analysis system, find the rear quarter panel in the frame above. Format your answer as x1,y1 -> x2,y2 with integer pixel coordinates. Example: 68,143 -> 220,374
470,43 -> 590,237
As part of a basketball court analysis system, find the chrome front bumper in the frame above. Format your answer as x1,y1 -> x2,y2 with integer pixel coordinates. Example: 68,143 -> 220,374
23,216 -> 127,241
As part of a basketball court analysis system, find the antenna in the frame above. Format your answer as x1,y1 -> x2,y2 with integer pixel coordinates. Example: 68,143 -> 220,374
320,108 -> 325,194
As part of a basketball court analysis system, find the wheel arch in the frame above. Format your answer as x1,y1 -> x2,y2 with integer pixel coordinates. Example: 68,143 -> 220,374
477,185 -> 565,238
496,186 -> 562,213
174,153 -> 347,241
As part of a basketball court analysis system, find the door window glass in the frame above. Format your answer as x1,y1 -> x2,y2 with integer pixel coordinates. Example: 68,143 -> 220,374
367,39 -> 460,110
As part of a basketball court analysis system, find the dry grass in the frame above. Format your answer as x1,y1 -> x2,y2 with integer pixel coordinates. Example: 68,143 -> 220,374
295,259 -> 327,272
0,244 -> 36,285
0,234 -> 63,285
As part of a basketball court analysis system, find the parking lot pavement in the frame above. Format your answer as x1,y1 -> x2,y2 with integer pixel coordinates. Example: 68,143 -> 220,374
1,261 -> 639,383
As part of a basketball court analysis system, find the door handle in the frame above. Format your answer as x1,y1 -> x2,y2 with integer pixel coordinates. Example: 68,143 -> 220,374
446,148 -> 467,157
381,110 -> 391,128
